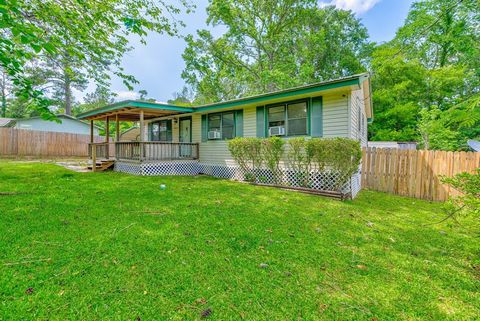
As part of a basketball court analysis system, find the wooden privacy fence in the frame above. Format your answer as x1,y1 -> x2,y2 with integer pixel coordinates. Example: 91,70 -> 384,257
0,128 -> 104,157
362,147 -> 480,201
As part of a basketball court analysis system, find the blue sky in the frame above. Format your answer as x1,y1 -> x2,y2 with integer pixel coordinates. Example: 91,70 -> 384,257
76,0 -> 415,103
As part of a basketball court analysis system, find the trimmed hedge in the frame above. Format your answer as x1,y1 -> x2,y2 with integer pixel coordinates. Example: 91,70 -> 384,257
228,137 -> 362,190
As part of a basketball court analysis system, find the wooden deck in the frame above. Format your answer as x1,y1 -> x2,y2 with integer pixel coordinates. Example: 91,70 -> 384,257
88,142 -> 199,162
88,141 -> 199,169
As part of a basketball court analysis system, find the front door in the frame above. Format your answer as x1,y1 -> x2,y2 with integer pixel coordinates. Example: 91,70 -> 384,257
179,117 -> 192,157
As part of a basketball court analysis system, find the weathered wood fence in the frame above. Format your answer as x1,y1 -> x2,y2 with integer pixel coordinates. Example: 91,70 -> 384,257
0,128 -> 104,157
362,147 -> 480,201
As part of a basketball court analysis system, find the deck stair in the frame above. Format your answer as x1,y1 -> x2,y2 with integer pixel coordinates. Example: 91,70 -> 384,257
87,159 -> 115,172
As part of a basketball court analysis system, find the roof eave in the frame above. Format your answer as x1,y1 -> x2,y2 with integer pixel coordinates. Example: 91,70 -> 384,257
77,101 -> 195,120
194,76 -> 362,112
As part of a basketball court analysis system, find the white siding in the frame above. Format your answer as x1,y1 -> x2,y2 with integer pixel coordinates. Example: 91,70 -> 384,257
322,94 -> 349,138
349,89 -> 368,146
145,93 -> 357,165
193,106 -> 256,165
243,106 -> 256,137
15,116 -> 99,135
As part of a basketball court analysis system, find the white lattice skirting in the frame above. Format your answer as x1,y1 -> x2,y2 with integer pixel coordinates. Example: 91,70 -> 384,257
114,161 -> 361,198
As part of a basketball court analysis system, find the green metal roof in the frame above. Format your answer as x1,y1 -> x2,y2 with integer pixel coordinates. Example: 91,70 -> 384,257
77,101 -> 194,119
194,74 -> 366,112
77,73 -> 369,119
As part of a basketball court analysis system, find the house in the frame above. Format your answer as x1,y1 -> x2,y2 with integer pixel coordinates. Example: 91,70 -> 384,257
368,141 -> 417,150
0,114 -> 100,135
119,126 -> 140,141
78,73 -> 372,197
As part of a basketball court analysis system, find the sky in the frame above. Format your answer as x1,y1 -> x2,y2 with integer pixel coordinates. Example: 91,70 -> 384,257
75,0 -> 415,103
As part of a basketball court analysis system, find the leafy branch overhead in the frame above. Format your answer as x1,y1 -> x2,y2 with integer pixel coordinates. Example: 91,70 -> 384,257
0,0 -> 192,118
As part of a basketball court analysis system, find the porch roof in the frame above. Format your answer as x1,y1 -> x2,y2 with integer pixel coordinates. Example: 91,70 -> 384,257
77,101 -> 194,121
77,73 -> 372,121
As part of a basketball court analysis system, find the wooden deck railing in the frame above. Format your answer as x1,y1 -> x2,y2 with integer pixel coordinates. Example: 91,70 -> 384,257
90,141 -> 199,161
88,142 -> 111,160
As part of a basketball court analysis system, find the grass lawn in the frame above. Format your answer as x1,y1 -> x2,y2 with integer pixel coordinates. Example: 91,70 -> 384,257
0,162 -> 479,320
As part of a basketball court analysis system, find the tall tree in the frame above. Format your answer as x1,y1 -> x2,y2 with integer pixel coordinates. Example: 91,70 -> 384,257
182,1 -> 370,103
0,68 -> 11,117
0,0 -> 191,119
73,85 -> 116,116
370,0 -> 480,149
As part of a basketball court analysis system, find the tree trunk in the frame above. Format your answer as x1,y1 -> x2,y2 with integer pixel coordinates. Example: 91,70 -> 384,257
64,72 -> 72,115
1,72 -> 6,117
439,8 -> 453,68
1,92 -> 5,118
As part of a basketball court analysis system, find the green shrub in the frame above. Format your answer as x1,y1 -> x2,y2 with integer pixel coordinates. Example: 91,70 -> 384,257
245,138 -> 263,175
287,137 -> 311,187
441,168 -> 480,221
328,138 -> 362,187
262,137 -> 285,184
229,137 -> 361,189
306,138 -> 330,172
306,138 -> 361,189
227,137 -> 251,176
228,137 -> 263,181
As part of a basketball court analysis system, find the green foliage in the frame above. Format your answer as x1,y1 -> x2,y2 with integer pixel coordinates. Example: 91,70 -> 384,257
261,137 -> 285,184
227,137 -> 250,176
73,85 -> 116,116
306,138 -> 330,172
227,137 -> 263,181
167,87 -> 195,106
307,138 -> 362,189
0,0 -> 191,118
442,169 -> 480,221
327,138 -> 362,187
418,106 -> 461,151
229,137 -> 361,190
182,2 -> 370,102
244,138 -> 263,180
369,0 -> 480,149
287,137 -> 312,187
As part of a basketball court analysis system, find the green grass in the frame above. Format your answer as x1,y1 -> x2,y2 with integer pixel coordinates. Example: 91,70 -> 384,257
0,162 -> 478,320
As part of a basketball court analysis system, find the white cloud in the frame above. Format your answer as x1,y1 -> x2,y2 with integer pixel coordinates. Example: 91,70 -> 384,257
114,91 -> 140,101
320,0 -> 382,15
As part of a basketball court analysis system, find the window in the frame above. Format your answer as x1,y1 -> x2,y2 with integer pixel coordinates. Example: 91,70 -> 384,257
267,101 -> 308,136
268,106 -> 286,128
287,102 -> 307,136
151,122 -> 160,141
149,119 -> 172,142
208,112 -> 235,140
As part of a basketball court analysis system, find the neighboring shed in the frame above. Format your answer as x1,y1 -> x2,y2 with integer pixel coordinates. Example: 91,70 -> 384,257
368,141 -> 417,150
120,126 -> 140,141
1,114 -> 100,135
0,118 -> 15,127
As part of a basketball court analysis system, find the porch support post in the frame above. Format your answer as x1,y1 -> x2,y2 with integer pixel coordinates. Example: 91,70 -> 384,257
105,116 -> 110,159
139,110 -> 145,160
89,120 -> 94,161
115,114 -> 120,141
90,120 -> 94,143
115,114 -> 120,160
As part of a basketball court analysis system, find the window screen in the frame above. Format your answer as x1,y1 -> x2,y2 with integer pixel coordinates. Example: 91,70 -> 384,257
287,102 -> 307,136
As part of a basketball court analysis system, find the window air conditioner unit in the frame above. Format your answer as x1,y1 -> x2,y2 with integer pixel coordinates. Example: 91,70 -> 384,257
269,126 -> 285,136
208,131 -> 221,139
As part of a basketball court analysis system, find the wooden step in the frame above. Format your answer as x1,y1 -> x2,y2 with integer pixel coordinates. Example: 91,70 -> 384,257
87,160 -> 115,172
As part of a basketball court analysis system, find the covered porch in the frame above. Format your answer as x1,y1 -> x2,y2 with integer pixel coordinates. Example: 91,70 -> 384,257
77,101 -> 198,170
